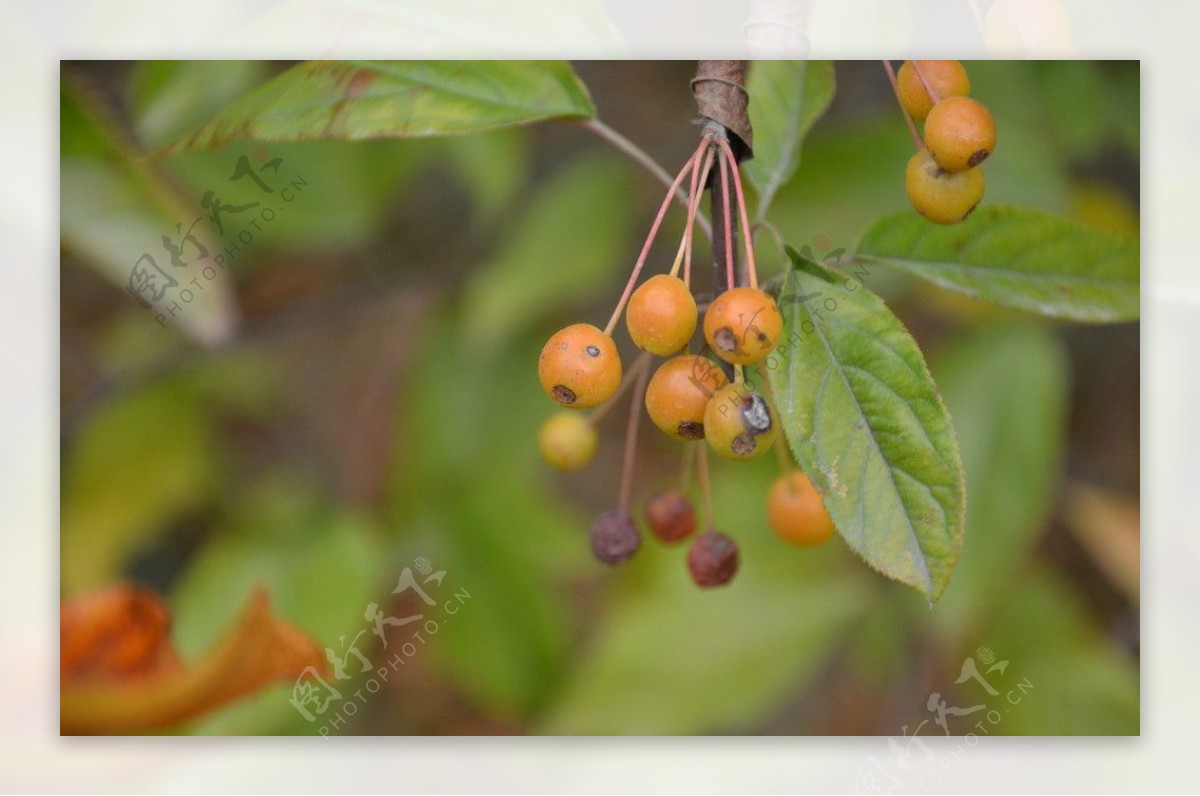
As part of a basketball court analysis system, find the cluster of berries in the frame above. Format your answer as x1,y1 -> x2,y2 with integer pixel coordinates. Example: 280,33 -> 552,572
892,60 -> 997,225
536,131 -> 837,589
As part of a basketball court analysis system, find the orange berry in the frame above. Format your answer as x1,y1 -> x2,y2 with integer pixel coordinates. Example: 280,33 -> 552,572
924,96 -> 996,172
538,323 -> 622,409
897,60 -> 971,121
645,355 -> 728,440
905,149 -> 985,225
626,274 -> 698,356
702,287 -> 783,365
766,470 -> 836,547
703,383 -> 778,461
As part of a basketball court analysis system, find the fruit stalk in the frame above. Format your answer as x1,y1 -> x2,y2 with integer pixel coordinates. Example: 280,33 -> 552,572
603,138 -> 708,336
881,59 -> 924,151
617,357 -> 653,513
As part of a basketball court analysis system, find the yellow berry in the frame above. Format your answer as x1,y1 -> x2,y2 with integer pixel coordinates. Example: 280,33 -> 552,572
538,412 -> 597,471
703,383 -> 779,461
905,149 -> 985,225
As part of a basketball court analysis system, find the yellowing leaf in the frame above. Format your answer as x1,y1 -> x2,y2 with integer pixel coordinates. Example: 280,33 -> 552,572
159,60 -> 595,155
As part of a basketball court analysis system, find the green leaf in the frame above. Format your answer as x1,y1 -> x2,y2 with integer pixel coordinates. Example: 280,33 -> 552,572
159,60 -> 595,155
160,138 -> 422,253
770,247 -> 965,602
743,60 -> 835,219
61,85 -> 238,347
929,324 -> 1068,639
62,385 -> 218,592
442,128 -> 530,221
131,60 -> 268,150
461,153 -> 633,347
968,567 -> 1138,735
853,205 -> 1140,322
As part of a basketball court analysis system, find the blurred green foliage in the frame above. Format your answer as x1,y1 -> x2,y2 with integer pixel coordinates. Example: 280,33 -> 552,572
60,60 -> 1139,736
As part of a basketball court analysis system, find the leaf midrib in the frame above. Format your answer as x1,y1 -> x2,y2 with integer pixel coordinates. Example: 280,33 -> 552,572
793,292 -> 935,592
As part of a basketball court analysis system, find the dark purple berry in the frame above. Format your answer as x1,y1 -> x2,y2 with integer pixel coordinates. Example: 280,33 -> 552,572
590,510 -> 642,565
686,531 -> 739,588
643,490 -> 696,544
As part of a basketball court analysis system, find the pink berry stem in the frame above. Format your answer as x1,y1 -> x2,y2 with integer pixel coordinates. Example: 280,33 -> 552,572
581,118 -> 713,241
604,138 -> 710,336
588,351 -> 652,427
881,59 -> 925,152
696,441 -> 715,531
678,438 -> 695,491
617,355 -> 653,513
718,146 -> 736,293
715,136 -> 760,290
684,146 -> 716,288
910,61 -> 942,104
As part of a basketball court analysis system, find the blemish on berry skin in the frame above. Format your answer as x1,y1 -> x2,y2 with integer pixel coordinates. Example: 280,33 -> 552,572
967,149 -> 990,167
586,345 -> 601,357
731,432 -> 757,456
552,385 -> 577,405
714,327 -> 738,352
741,394 -> 772,434
677,421 -> 705,440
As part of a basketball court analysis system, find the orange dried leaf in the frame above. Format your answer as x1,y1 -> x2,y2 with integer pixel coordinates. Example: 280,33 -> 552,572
60,584 -> 181,683
61,584 -> 328,734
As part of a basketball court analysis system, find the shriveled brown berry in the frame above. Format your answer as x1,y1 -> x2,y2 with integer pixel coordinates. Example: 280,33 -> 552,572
643,489 -> 696,544
686,531 -> 739,588
589,510 -> 642,565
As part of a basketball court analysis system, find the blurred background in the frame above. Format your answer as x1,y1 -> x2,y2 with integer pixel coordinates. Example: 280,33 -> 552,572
59,60 -> 1139,735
